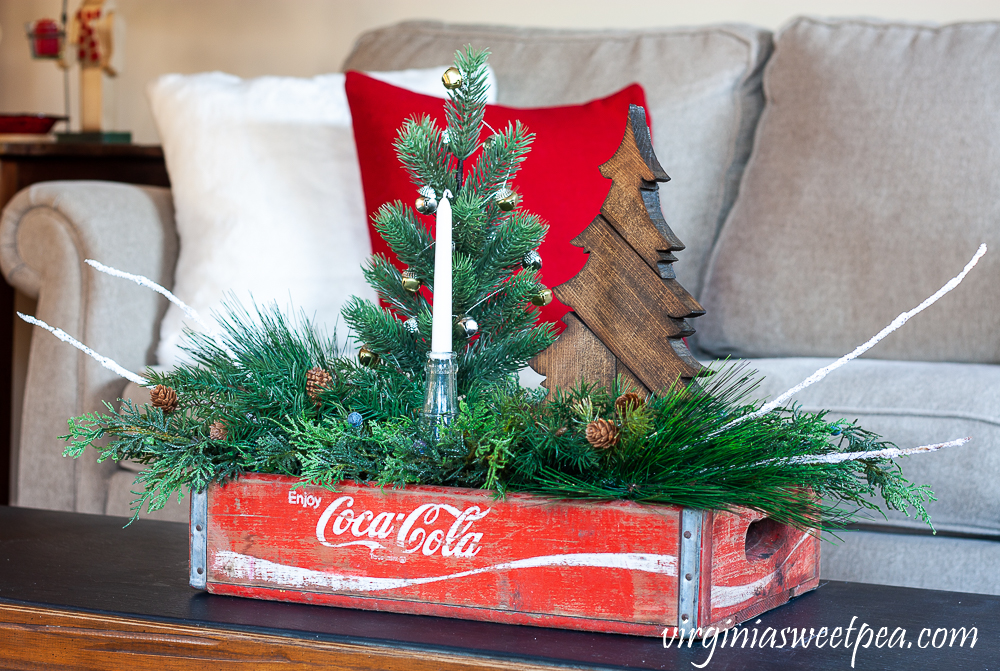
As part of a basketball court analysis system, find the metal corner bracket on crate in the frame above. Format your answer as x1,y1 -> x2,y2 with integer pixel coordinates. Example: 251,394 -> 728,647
188,474 -> 819,637
189,487 -> 208,589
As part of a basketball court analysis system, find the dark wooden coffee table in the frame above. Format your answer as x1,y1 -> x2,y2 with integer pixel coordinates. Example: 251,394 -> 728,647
0,505 -> 994,670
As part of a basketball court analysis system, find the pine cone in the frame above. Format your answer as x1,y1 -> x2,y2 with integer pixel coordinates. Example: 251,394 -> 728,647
209,421 -> 228,441
305,367 -> 333,404
615,392 -> 644,417
586,418 -> 619,450
150,385 -> 178,413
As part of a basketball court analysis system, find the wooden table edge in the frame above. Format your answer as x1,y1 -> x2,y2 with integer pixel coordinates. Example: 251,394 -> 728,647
0,601 -> 604,670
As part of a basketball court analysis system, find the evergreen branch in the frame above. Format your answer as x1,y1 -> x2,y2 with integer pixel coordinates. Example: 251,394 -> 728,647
372,202 -> 435,270
452,189 -> 489,254
476,212 -> 547,279
362,254 -> 429,316
394,115 -> 455,193
54,48 -> 946,538
341,297 -> 426,373
468,120 -> 534,200
445,46 -> 491,161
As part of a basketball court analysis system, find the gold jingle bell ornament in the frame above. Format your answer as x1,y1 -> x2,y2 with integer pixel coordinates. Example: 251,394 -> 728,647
416,195 -> 437,215
401,268 -> 421,293
358,346 -> 380,368
442,67 -> 463,89
494,187 -> 518,212
530,287 -> 553,306
416,185 -> 438,215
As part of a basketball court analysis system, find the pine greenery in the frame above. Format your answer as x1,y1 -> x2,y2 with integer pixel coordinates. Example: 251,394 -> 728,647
62,307 -> 935,531
60,47 -> 936,532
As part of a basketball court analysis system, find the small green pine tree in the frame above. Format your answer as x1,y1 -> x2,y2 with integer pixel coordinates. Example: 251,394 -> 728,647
341,47 -> 558,396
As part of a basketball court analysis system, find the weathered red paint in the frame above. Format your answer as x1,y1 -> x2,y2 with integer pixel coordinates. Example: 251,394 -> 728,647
198,473 -> 819,637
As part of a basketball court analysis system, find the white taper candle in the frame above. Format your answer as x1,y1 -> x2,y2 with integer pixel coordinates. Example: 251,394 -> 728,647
431,192 -> 453,353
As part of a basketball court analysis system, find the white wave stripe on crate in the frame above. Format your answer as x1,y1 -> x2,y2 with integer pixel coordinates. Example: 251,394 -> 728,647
711,532 -> 811,609
213,550 -> 678,592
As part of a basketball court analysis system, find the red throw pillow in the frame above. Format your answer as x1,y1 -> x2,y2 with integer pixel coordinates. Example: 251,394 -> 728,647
346,72 -> 648,329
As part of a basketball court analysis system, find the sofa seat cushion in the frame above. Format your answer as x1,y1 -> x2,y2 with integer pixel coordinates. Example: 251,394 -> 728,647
743,356 -> 1000,536
699,17 -> 1000,362
822,530 -> 1000,595
343,21 -> 773,297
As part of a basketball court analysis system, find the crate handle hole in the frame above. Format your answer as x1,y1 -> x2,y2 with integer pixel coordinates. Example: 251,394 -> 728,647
745,517 -> 789,562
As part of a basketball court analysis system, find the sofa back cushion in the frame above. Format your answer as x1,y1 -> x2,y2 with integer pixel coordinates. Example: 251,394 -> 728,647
343,21 -> 773,297
699,18 -> 1000,362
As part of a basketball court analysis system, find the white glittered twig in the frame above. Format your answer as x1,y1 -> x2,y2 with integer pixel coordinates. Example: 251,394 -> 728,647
18,312 -> 147,386
722,244 -> 988,432
784,437 -> 969,466
86,259 -> 238,361
86,259 -> 212,332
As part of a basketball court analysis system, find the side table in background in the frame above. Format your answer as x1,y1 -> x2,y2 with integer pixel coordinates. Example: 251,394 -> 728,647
0,142 -> 170,506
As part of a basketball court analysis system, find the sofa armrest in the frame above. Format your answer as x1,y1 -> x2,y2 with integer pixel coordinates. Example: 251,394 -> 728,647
0,181 -> 177,513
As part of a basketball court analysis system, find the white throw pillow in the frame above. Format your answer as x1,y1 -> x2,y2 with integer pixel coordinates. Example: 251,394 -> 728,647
148,66 -> 497,367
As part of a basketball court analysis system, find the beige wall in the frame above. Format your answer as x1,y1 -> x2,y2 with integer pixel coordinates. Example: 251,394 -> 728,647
2,0 -> 1000,143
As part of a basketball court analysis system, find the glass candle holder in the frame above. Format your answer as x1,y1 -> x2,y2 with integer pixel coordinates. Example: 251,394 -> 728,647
421,352 -> 457,441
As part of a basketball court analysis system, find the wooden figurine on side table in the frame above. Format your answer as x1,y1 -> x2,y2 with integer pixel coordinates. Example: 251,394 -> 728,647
531,104 -> 705,395
67,0 -> 117,134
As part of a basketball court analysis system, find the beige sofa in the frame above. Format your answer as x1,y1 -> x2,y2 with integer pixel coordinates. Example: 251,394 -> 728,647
4,18 -> 1000,595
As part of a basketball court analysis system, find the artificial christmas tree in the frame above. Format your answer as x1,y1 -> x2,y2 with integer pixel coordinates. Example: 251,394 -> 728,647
341,46 -> 556,401
531,104 -> 704,395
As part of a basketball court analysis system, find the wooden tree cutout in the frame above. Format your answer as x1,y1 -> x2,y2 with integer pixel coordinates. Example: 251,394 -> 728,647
530,104 -> 704,395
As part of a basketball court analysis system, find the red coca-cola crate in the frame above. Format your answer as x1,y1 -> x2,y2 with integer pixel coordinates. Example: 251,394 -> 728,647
189,473 -> 819,637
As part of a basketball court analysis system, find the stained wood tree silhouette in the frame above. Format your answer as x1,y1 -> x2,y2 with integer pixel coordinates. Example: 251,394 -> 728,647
530,104 -> 704,395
